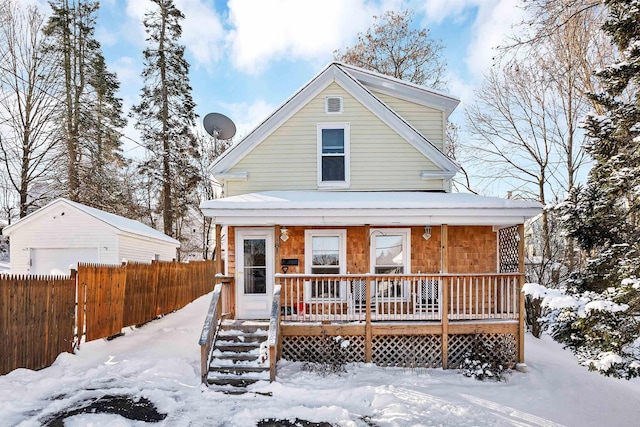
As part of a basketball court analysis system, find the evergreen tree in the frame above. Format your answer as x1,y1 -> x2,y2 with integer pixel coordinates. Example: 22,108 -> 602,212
562,0 -> 640,290
131,0 -> 199,239
554,0 -> 640,379
44,0 -> 126,205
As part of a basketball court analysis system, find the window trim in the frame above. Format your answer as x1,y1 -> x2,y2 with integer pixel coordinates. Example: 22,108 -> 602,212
370,228 -> 411,301
304,229 -> 347,301
317,123 -> 350,188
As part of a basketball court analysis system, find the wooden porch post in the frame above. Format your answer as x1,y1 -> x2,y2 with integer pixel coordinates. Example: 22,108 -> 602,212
214,224 -> 222,275
441,224 -> 449,369
275,225 -> 281,273
364,224 -> 372,363
518,223 -> 525,364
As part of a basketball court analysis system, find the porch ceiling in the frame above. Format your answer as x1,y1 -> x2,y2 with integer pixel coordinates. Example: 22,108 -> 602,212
200,191 -> 541,226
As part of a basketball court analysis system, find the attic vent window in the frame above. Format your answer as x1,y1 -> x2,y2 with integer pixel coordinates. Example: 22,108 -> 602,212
325,96 -> 343,114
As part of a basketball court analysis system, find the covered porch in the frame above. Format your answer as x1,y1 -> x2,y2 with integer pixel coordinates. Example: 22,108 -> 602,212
200,191 -> 540,374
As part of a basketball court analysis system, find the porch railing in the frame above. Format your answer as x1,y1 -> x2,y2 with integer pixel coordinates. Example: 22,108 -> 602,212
275,273 -> 521,323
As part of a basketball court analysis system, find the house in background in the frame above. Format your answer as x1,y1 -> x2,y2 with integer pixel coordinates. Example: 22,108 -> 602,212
199,62 -> 540,383
2,198 -> 180,275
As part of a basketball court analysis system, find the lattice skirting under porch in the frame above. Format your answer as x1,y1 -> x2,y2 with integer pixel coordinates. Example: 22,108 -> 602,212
447,333 -> 518,368
281,333 -> 517,369
282,335 -> 366,363
371,335 -> 442,367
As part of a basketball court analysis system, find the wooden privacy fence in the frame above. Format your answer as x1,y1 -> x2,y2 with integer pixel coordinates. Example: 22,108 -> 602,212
0,275 -> 76,375
78,260 -> 215,342
1,260 -> 216,375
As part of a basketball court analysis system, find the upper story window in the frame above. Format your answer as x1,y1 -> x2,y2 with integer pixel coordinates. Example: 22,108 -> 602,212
317,123 -> 350,187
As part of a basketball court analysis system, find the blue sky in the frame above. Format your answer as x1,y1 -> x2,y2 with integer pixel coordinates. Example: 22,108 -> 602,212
35,0 -> 525,157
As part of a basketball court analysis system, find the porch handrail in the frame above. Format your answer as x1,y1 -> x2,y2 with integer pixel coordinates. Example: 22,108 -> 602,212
276,273 -> 522,323
198,283 -> 223,383
268,285 -> 282,381
275,273 -> 524,278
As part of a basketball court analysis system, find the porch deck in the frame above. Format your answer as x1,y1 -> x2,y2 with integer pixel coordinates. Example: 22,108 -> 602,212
270,272 -> 522,370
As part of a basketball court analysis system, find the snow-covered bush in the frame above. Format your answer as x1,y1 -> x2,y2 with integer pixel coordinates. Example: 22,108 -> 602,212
458,335 -> 513,382
522,283 -> 570,338
301,334 -> 349,376
545,278 -> 640,379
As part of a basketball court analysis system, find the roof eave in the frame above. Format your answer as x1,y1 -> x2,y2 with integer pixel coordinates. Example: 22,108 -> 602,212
202,207 -> 540,227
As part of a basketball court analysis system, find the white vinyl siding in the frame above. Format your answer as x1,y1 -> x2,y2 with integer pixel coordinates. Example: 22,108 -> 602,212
7,205 -> 118,274
371,90 -> 446,151
6,201 -> 179,274
118,235 -> 177,263
226,83 -> 447,196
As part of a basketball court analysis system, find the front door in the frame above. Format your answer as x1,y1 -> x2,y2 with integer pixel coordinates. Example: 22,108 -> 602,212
236,228 -> 274,319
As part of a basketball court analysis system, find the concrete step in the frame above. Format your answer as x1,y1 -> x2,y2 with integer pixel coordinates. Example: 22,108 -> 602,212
217,331 -> 269,343
207,376 -> 264,388
220,320 -> 269,333
209,365 -> 269,375
215,342 -> 262,353
212,352 -> 261,363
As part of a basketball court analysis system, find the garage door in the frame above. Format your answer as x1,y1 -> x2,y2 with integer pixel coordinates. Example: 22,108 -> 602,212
31,248 -> 100,276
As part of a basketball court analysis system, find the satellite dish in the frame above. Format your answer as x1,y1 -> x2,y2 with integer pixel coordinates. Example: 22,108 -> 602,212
203,112 -> 236,140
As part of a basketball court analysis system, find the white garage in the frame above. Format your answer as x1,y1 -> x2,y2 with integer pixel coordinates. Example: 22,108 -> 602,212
2,198 -> 180,275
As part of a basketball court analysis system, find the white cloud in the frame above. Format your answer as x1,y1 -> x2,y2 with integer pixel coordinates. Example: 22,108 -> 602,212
465,0 -> 524,74
176,0 -> 225,68
125,0 -> 224,69
221,100 -> 277,140
421,0 -> 474,23
226,0 -> 380,75
419,0 -> 524,79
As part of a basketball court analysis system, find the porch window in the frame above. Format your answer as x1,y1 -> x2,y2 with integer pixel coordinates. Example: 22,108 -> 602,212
371,229 -> 411,299
317,123 -> 350,187
305,229 -> 347,300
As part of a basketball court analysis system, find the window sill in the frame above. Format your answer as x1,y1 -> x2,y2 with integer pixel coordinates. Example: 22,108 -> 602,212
318,182 -> 350,189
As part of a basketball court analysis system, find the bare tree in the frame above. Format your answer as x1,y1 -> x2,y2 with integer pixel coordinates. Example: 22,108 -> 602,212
501,0 -> 613,276
334,10 -> 447,90
0,0 -> 62,218
466,59 -> 557,257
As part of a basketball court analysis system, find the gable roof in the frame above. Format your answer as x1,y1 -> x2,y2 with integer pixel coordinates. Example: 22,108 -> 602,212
3,198 -> 180,246
210,62 -> 461,178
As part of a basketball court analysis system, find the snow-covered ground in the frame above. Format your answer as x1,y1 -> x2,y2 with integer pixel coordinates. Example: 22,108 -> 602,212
2,293 -> 640,427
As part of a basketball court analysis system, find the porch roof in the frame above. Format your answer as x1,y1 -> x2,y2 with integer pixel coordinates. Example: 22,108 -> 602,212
200,191 -> 541,226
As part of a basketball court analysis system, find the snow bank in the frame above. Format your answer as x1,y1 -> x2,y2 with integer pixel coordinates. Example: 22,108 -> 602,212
2,293 -> 640,426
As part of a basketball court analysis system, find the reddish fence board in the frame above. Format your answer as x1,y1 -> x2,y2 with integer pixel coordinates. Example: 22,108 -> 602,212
0,275 -> 75,375
1,260 -> 215,375
79,260 -> 215,342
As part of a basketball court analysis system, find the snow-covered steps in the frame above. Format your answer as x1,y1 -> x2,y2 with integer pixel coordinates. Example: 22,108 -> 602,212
206,320 -> 270,394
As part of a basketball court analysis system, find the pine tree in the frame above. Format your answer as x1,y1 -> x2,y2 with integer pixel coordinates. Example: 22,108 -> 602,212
554,0 -> 640,379
131,0 -> 199,239
562,0 -> 640,290
44,0 -> 126,205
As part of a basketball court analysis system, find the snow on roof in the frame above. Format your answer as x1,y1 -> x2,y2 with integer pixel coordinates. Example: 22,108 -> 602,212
200,191 -> 542,226
4,198 -> 180,246
202,190 -> 541,210
64,200 -> 180,245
